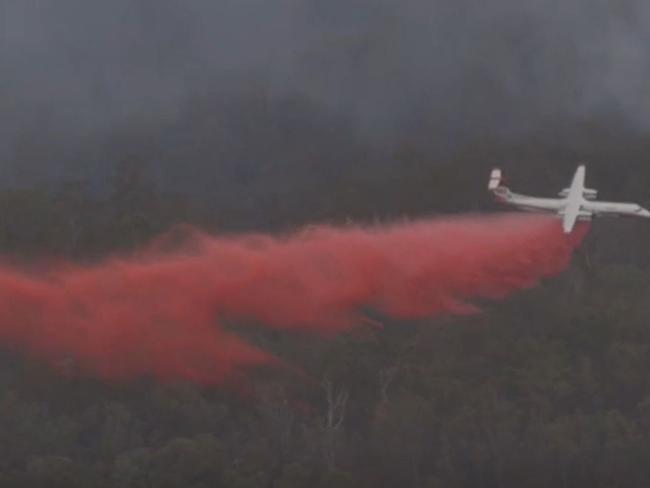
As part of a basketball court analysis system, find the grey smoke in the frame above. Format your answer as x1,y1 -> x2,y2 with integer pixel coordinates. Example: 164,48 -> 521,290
1,0 -> 649,185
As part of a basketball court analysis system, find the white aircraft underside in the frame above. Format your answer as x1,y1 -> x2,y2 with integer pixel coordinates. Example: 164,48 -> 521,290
488,165 -> 650,233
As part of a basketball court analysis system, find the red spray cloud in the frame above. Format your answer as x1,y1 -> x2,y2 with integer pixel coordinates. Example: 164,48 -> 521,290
0,213 -> 587,385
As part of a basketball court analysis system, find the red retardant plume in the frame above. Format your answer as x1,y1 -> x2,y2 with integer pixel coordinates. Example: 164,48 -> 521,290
0,213 -> 588,385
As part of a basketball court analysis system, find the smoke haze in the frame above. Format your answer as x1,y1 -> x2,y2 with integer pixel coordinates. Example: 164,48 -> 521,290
2,0 -> 650,187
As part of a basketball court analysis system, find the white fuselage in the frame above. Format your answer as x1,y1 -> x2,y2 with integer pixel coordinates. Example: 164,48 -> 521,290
489,165 -> 650,233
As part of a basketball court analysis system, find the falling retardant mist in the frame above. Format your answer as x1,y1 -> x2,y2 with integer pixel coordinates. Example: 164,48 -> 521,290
0,213 -> 588,385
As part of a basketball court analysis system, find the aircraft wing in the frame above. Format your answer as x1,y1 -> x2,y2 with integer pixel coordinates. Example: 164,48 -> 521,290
561,202 -> 581,233
561,165 -> 587,233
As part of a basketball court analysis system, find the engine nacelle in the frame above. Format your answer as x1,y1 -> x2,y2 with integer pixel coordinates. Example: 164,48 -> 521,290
558,188 -> 598,199
583,188 -> 598,200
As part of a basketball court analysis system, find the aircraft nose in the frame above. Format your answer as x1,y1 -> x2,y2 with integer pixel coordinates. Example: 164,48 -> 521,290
639,208 -> 650,218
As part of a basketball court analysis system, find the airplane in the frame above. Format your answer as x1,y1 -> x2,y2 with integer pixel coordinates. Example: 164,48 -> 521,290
488,164 -> 650,233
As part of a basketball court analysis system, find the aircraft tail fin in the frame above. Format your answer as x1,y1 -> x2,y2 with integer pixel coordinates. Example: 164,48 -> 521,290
488,168 -> 503,191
